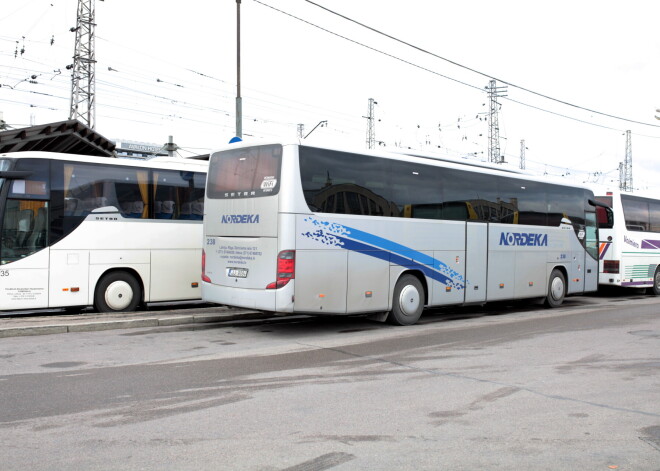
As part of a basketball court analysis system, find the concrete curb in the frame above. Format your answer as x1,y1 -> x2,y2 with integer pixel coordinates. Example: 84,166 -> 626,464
0,310 -> 267,338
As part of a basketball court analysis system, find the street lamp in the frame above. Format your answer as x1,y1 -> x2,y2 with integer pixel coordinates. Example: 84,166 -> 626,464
235,0 -> 242,139
304,120 -> 327,139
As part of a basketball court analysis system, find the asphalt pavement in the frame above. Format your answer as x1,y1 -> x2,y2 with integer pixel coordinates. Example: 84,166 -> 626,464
0,305 -> 268,338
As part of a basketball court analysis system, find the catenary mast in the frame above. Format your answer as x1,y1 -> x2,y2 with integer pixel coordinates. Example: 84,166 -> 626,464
68,0 -> 96,129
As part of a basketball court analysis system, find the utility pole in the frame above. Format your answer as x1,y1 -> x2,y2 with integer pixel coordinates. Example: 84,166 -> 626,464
520,139 -> 526,170
68,0 -> 96,129
235,0 -> 242,139
297,124 -> 304,138
620,130 -> 633,192
364,98 -> 377,149
486,79 -> 507,164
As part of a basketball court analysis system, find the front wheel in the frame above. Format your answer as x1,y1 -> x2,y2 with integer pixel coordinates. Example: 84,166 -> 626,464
387,274 -> 425,326
544,268 -> 566,308
94,271 -> 142,313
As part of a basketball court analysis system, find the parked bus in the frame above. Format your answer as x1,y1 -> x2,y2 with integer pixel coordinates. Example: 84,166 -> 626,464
595,189 -> 660,294
202,142 -> 600,325
0,151 -> 207,312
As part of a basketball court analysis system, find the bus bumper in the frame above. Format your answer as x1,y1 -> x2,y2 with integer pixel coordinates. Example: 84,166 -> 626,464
201,282 -> 294,313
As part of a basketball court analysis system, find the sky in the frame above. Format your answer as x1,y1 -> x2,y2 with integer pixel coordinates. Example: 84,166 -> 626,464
1,0 -> 660,196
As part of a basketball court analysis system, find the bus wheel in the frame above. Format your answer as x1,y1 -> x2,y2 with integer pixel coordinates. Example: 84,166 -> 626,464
95,271 -> 142,313
650,268 -> 660,296
387,274 -> 424,325
544,269 -> 566,308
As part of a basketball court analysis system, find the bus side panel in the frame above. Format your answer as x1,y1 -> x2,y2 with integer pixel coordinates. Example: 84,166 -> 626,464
619,231 -> 659,288
464,222 -> 487,303
295,215 -> 467,312
428,250 -> 465,306
49,249 -> 89,307
514,248 -> 546,299
294,250 -> 347,313
0,249 -> 49,310
346,251 -> 389,314
487,225 -> 516,301
150,249 -> 201,301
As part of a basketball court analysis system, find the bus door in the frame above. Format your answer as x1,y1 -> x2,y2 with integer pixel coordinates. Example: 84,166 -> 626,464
464,222 -> 487,303
0,159 -> 53,309
583,210 -> 599,292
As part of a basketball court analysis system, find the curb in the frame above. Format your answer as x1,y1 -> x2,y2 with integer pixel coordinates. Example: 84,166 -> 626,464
0,310 -> 267,339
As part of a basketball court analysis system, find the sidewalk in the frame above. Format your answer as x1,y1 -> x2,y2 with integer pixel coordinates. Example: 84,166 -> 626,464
0,305 -> 268,339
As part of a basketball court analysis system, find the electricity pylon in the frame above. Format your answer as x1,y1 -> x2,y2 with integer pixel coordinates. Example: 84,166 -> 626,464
68,0 -> 96,129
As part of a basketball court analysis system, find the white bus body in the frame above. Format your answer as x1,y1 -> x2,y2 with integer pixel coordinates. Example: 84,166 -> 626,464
596,189 -> 660,294
0,152 -> 207,312
203,142 -> 599,325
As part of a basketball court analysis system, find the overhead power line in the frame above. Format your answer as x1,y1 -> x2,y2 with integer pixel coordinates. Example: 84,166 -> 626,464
252,1 -> 659,138
302,0 -> 660,130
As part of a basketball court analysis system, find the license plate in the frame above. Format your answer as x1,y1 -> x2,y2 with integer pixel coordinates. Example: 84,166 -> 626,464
227,267 -> 249,278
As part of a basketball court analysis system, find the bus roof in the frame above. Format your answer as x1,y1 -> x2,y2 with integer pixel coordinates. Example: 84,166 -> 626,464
0,151 -> 208,172
210,140 -> 591,192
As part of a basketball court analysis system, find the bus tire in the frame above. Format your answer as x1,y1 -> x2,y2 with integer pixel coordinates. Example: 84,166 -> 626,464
650,268 -> 660,296
544,268 -> 566,308
387,274 -> 424,325
95,271 -> 142,313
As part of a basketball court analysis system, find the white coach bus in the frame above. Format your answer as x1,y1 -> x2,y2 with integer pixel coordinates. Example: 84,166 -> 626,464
595,189 -> 660,294
202,142 -> 600,325
0,151 -> 206,312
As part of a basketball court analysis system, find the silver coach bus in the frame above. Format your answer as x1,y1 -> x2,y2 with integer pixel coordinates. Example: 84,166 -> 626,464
202,142 -> 599,325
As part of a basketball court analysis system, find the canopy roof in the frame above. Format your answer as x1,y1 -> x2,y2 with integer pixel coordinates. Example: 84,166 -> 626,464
0,119 -> 115,157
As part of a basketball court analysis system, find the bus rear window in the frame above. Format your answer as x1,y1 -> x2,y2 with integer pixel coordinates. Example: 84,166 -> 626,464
207,144 -> 282,199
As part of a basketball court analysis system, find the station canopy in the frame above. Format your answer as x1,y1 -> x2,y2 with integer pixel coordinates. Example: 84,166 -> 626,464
0,119 -> 115,157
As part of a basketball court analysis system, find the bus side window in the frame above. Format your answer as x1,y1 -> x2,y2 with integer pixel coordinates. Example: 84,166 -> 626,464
650,202 -> 660,232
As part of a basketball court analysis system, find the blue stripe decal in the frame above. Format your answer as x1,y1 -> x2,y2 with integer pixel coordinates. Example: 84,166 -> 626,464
337,236 -> 461,288
301,217 -> 466,290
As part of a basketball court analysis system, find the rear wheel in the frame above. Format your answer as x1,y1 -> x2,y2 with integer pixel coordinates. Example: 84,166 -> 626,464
544,269 -> 566,308
94,271 -> 142,313
387,274 -> 425,325
649,268 -> 660,296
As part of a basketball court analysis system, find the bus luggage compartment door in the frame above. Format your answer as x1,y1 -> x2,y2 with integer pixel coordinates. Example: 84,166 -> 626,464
294,250 -> 347,313
464,222 -> 487,303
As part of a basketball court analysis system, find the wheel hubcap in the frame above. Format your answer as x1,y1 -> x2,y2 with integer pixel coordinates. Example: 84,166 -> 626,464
550,276 -> 564,300
398,285 -> 421,316
105,280 -> 133,311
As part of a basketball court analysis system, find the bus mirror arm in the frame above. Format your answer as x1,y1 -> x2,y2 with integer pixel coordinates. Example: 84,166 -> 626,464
0,170 -> 33,179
